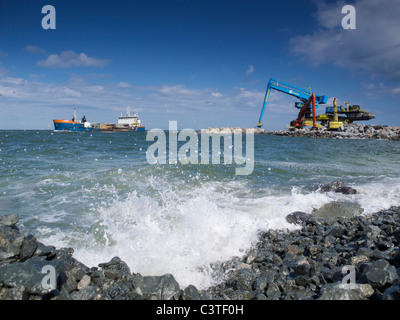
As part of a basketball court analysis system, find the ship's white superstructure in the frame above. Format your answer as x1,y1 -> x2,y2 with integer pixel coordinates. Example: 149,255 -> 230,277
118,107 -> 141,127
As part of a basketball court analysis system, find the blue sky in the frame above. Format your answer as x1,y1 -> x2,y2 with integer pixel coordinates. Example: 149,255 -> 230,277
0,0 -> 399,130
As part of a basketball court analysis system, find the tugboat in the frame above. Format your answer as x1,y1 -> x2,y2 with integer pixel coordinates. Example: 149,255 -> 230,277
53,108 -> 99,132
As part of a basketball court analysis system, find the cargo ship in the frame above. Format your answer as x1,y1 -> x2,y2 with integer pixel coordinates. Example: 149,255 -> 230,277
53,108 -> 145,132
53,108 -> 99,132
99,108 -> 145,132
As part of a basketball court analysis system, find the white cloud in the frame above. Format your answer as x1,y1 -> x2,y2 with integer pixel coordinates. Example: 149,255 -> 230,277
159,84 -> 200,95
290,0 -> 400,81
246,65 -> 255,76
25,45 -> 47,55
0,51 -> 8,58
0,75 -> 298,129
361,81 -> 400,98
118,81 -> 131,88
63,87 -> 81,97
37,50 -> 110,68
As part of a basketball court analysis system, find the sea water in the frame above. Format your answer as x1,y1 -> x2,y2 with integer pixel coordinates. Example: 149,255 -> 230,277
0,130 -> 399,289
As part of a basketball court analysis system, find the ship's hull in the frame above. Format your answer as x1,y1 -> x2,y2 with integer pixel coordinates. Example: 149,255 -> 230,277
99,123 -> 145,132
131,125 -> 146,132
54,120 -> 145,132
53,120 -> 95,132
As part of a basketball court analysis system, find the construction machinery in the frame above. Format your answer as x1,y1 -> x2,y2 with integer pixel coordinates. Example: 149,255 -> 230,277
257,78 -> 374,130
257,78 -> 328,129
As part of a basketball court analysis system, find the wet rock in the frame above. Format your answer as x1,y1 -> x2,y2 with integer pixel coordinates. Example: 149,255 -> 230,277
320,180 -> 345,192
59,269 -> 78,293
295,275 -> 313,287
325,225 -> 346,238
382,281 -> 400,300
312,201 -> 363,220
253,270 -> 275,292
70,285 -> 99,300
265,282 -> 281,300
335,186 -> 357,195
77,275 -> 91,291
20,234 -> 38,262
183,284 -> 201,300
361,259 -> 399,289
98,257 -> 131,280
376,241 -> 394,251
52,290 -> 73,300
0,213 -> 19,227
0,285 -> 28,300
133,274 -> 180,300
226,289 -> 253,300
308,245 -> 323,256
34,242 -> 56,259
286,244 -> 304,256
293,259 -> 311,277
285,211 -> 312,226
319,283 -> 374,300
0,256 -> 68,295
0,223 -> 24,265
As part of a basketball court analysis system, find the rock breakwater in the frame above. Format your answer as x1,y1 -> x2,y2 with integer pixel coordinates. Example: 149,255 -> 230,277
1,200 -> 400,300
204,124 -> 400,140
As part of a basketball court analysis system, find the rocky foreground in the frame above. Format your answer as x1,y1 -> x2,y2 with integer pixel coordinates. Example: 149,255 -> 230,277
205,124 -> 400,140
0,181 -> 399,300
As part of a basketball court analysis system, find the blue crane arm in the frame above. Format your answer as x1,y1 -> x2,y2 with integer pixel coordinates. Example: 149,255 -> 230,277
257,78 -> 328,127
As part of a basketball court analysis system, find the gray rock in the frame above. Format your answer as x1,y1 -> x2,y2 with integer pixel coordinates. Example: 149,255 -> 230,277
318,283 -> 374,300
52,290 -> 73,300
0,285 -> 28,300
70,285 -> 99,300
382,281 -> 400,300
0,224 -> 24,264
294,263 -> 310,277
335,187 -> 357,195
34,242 -> 56,259
285,211 -> 312,226
0,213 -> 19,227
320,180 -> 345,192
295,275 -> 313,287
59,269 -> 78,293
0,256 -> 69,295
361,259 -> 399,289
77,275 -> 91,290
265,282 -> 281,300
308,245 -> 323,256
133,274 -> 180,300
103,281 -> 139,300
325,225 -> 346,238
98,256 -> 131,280
254,292 -> 268,300
229,267 -> 256,291
20,234 -> 38,262
182,284 -> 201,300
226,289 -> 253,300
312,201 -> 363,220
377,241 -> 394,251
